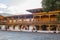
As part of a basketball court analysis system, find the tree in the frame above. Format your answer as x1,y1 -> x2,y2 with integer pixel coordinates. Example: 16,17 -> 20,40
42,0 -> 60,11
56,0 -> 60,10
42,0 -> 56,12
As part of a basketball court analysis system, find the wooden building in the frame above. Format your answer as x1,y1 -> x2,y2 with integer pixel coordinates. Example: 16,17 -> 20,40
0,8 -> 60,33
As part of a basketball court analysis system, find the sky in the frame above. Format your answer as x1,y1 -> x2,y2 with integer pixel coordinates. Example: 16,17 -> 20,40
0,0 -> 42,15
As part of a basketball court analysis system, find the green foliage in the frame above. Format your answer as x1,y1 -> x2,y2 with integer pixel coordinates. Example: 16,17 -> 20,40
42,0 -> 60,12
56,0 -> 60,10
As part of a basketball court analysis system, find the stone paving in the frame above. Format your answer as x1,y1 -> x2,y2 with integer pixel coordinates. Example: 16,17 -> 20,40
0,31 -> 60,40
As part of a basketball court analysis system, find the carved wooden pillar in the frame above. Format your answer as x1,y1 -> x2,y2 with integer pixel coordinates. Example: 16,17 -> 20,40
11,17 -> 14,25
11,17 -> 14,30
33,15 -> 35,21
56,25 -> 59,31
39,15 -> 41,21
48,25 -> 50,31
56,24 -> 59,33
39,25 -> 42,31
24,16 -> 26,22
49,14 -> 51,22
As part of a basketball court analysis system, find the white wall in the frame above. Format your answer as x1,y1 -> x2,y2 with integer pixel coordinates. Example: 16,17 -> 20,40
9,26 -> 14,31
1,25 -> 6,30
15,26 -> 20,31
29,26 -> 33,31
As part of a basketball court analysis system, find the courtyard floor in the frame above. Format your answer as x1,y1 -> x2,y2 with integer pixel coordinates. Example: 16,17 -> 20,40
0,31 -> 60,40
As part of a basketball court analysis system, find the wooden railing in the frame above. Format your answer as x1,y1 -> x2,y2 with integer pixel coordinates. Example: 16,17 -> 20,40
1,20 -> 60,25
14,21 -> 60,25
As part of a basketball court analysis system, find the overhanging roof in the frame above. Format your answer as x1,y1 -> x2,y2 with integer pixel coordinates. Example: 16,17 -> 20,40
6,14 -> 33,19
26,8 -> 43,13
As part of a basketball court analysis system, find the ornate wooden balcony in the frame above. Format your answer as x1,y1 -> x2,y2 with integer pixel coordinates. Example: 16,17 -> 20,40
0,21 -> 6,25
14,21 -> 60,25
1,20 -> 60,25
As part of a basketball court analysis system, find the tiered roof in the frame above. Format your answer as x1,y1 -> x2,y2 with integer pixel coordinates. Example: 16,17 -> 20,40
6,14 -> 33,19
27,8 -> 43,13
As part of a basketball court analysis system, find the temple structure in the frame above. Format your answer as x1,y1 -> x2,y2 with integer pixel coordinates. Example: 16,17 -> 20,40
0,8 -> 60,33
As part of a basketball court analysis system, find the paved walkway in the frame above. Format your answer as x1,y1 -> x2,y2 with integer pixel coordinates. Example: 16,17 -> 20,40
0,31 -> 60,40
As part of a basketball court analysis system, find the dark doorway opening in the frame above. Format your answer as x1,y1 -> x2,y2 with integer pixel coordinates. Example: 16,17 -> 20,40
50,25 -> 56,31
41,25 -> 48,30
35,25 -> 39,30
